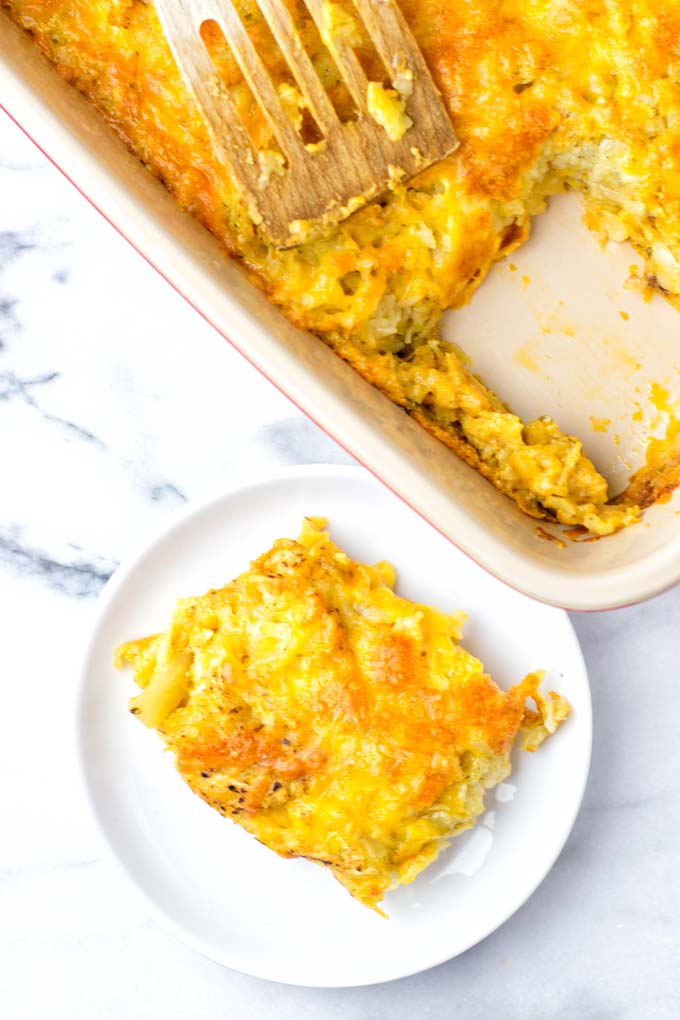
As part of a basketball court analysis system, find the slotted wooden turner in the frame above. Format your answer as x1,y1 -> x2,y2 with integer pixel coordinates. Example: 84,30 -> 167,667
154,0 -> 458,247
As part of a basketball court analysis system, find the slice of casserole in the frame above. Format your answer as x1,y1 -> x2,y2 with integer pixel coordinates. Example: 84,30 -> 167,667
114,518 -> 569,911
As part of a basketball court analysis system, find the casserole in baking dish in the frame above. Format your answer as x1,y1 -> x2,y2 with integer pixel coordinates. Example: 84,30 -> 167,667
5,0 -> 680,538
2,3 -> 680,607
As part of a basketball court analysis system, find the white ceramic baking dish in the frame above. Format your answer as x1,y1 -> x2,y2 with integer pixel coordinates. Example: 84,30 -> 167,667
2,10 -> 679,611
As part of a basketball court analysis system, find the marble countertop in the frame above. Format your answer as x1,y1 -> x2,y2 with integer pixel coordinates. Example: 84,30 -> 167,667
2,110 -> 679,1019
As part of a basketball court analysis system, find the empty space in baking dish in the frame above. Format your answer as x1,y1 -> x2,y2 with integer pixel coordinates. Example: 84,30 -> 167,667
2,9 -> 679,609
447,192 -> 680,496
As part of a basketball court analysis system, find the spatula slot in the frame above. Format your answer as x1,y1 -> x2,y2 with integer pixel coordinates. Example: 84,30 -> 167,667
199,17 -> 290,159
291,3 -> 361,124
324,0 -> 393,90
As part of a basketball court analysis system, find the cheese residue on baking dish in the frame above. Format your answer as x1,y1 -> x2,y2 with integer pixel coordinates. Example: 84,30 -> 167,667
115,518 -> 569,911
7,0 -> 680,534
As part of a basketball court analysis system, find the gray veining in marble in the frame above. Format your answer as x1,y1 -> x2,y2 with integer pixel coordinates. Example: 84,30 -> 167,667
1,111 -> 679,1020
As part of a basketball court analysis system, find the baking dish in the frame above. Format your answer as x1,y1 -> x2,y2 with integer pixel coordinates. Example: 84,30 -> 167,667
2,9 -> 679,610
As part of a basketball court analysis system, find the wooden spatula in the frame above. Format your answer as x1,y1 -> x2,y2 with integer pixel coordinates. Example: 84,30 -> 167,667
154,0 -> 458,247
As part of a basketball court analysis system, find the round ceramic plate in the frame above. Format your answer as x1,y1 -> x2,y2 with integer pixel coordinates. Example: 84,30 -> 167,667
79,464 -> 591,987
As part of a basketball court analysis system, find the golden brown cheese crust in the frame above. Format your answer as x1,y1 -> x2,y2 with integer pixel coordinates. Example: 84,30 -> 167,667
6,0 -> 680,533
115,518 -> 569,910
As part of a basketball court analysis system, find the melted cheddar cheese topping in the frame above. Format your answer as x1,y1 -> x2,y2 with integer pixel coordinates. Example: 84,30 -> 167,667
115,518 -> 569,911
7,0 -> 680,533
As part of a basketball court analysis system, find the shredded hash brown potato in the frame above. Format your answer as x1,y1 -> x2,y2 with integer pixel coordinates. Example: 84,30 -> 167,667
114,517 -> 569,911
7,0 -> 680,533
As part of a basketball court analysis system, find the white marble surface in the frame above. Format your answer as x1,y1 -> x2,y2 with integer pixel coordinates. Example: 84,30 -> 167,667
2,110 -> 679,1018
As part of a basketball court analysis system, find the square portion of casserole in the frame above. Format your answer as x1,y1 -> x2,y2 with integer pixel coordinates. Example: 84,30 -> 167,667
6,0 -> 680,535
115,518 -> 569,911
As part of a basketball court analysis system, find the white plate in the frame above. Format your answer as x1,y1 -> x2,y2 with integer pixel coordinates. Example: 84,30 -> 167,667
78,464 -> 592,987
